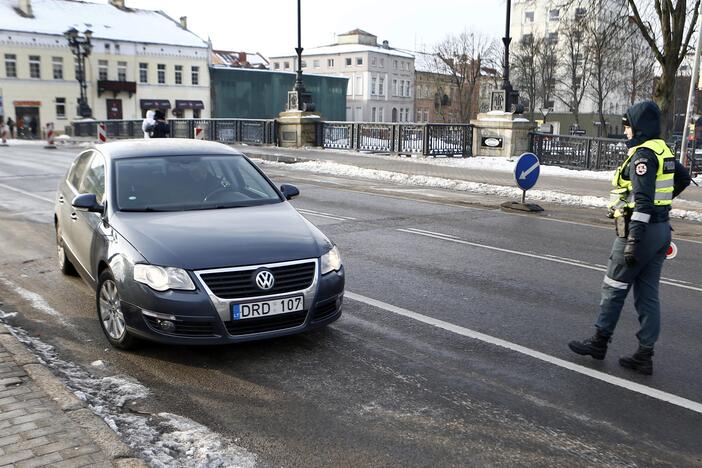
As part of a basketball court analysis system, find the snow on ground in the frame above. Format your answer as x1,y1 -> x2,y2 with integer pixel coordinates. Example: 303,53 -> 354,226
258,159 -> 702,223
0,312 -> 257,468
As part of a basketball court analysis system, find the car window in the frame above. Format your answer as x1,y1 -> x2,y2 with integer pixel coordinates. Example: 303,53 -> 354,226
78,153 -> 106,203
115,154 -> 282,211
67,151 -> 94,191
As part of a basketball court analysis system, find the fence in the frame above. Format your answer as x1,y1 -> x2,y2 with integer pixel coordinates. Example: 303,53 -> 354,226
72,119 -> 278,145
529,132 -> 628,171
321,122 -> 473,157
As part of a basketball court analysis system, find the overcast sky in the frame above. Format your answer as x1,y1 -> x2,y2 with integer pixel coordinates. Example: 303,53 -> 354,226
123,0 -> 507,56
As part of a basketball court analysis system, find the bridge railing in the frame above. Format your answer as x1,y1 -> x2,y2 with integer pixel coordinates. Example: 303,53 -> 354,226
529,132 -> 628,170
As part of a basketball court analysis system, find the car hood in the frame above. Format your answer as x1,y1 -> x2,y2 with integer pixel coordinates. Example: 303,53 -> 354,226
111,203 -> 332,270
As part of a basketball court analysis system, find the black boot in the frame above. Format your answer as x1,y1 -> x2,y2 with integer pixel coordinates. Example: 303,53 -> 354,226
568,329 -> 610,360
619,345 -> 654,375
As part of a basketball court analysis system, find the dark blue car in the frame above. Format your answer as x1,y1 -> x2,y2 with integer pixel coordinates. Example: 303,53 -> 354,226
55,140 -> 344,348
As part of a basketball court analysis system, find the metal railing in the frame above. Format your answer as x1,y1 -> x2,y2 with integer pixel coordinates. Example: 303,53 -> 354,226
72,118 -> 277,145
321,122 -> 473,157
529,132 -> 628,170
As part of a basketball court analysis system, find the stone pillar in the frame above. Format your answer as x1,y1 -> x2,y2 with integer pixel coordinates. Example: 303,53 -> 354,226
276,110 -> 320,148
470,112 -> 536,158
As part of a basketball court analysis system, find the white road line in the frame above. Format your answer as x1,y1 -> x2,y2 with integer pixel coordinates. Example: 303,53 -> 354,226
297,208 -> 356,220
397,228 -> 702,293
345,291 -> 702,416
298,211 -> 348,221
404,227 -> 459,239
0,182 -> 54,203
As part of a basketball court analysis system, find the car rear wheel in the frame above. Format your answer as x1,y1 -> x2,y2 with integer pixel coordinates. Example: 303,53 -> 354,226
56,224 -> 77,276
97,270 -> 138,350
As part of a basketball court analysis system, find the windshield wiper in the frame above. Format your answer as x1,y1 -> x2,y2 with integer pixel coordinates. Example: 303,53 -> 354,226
120,207 -> 170,212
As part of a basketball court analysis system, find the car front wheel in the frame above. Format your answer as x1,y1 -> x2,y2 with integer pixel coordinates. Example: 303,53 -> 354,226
97,270 -> 138,350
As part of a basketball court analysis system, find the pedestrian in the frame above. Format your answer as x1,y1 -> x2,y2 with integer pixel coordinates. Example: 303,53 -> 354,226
568,100 -> 691,375
141,109 -> 155,139
6,117 -> 14,139
29,117 -> 37,139
17,117 -> 24,139
149,110 -> 170,138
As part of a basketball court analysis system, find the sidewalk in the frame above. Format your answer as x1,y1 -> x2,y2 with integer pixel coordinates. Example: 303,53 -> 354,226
232,144 -> 702,215
0,324 -> 145,468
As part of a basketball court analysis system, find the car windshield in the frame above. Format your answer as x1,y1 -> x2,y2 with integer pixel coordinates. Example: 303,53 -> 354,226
115,154 -> 282,211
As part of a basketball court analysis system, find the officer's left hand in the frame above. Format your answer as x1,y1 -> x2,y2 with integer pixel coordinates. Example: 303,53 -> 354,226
624,238 -> 638,266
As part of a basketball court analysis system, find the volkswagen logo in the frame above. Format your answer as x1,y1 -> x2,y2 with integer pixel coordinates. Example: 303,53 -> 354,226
254,269 -> 275,290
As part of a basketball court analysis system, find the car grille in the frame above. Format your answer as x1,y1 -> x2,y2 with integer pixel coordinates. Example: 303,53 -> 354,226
143,316 -> 217,337
199,261 -> 316,300
225,310 -> 307,335
312,298 -> 338,322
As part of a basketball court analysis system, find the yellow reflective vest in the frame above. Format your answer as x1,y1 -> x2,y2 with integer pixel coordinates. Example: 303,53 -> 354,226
609,139 -> 675,218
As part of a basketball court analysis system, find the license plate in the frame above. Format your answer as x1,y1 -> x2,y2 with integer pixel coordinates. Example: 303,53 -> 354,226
231,296 -> 304,320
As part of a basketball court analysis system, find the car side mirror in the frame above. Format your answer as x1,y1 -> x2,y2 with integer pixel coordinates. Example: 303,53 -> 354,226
280,184 -> 300,200
72,193 -> 104,213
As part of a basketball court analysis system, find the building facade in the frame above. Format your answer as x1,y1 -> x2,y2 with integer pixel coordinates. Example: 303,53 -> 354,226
0,0 -> 210,136
270,29 -> 415,122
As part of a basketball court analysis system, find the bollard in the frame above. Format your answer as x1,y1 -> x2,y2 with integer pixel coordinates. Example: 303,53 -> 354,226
194,126 -> 204,140
97,123 -> 107,143
44,122 -> 57,149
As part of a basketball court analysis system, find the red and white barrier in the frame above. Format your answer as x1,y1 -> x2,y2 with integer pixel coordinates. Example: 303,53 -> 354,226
0,125 -> 8,146
194,126 -> 204,140
97,123 -> 107,143
44,122 -> 57,149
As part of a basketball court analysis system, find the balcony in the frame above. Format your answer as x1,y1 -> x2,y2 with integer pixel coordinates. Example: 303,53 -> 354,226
97,80 -> 136,97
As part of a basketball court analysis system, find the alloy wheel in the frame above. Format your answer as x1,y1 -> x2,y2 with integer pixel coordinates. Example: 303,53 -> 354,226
99,279 -> 126,340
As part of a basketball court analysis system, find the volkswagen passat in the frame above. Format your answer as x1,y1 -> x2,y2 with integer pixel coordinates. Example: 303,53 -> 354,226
55,140 -> 344,349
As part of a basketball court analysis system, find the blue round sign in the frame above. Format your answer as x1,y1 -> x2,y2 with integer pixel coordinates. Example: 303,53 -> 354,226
514,152 -> 540,191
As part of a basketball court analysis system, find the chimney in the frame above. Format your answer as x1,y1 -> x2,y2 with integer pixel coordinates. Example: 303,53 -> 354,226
17,0 -> 33,17
109,0 -> 125,9
179,16 -> 187,29
382,40 -> 389,49
239,52 -> 247,64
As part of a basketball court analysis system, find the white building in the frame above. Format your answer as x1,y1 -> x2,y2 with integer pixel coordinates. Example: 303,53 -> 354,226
0,0 -> 210,135
270,29 -> 415,123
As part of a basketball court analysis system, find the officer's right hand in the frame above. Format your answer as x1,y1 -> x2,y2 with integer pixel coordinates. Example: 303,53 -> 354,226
624,238 -> 638,266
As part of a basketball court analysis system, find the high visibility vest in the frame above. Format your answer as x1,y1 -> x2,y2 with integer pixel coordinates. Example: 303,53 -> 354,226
609,139 -> 675,217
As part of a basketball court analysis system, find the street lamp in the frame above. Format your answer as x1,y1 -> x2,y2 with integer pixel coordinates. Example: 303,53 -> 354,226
501,0 -> 520,112
64,27 -> 93,118
286,0 -> 314,112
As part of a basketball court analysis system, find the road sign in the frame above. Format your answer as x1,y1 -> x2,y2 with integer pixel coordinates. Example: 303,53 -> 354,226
666,242 -> 677,260
515,152 -> 540,191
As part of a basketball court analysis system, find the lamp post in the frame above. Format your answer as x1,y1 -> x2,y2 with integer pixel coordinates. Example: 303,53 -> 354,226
286,0 -> 314,112
501,0 -> 520,112
64,27 -> 93,118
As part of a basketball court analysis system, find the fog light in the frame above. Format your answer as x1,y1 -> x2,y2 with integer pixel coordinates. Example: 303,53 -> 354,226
158,320 -> 176,332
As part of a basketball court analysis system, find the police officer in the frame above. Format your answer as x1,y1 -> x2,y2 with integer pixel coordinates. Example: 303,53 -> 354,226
569,100 -> 691,375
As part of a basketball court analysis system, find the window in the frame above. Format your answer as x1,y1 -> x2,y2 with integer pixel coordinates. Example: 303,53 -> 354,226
356,57 -> 363,65
55,97 -> 66,119
549,9 -> 560,20
273,62 -> 280,70
115,43 -> 120,53
392,79 -> 397,96
521,34 -> 534,45
371,76 -> 377,95
105,43 -> 110,53
371,107 -> 377,122
575,7 -> 587,19
98,60 -> 108,80
193,109 -> 201,118
355,75 -> 362,95
79,154 -> 106,204
117,61 -> 127,81
379,107 -> 384,122
380,58 -> 384,67
68,152 -> 94,190
379,76 -> 385,96
417,110 -> 422,122
345,57 -> 352,66
547,32 -> 559,44
327,58 -> 334,67
313,59 -> 320,68
301,60 -> 307,68
4,54 -> 17,78
52,57 -> 63,80
371,57 -> 377,66
284,61 -> 290,69
175,65 -> 182,84
139,63 -> 148,83
158,64 -> 165,84
29,55 -> 41,79
394,60 -> 398,69
404,81 -> 410,97
525,11 -> 534,22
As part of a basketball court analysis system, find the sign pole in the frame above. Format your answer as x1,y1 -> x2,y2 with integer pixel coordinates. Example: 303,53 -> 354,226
680,3 -> 702,167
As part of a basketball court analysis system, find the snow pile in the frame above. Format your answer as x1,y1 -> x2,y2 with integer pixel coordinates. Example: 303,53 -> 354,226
0,317 -> 257,467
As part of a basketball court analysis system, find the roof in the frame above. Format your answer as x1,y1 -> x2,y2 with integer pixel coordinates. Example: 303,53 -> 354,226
270,43 -> 414,60
0,0 -> 207,47
339,28 -> 375,37
211,50 -> 269,69
94,139 -> 242,160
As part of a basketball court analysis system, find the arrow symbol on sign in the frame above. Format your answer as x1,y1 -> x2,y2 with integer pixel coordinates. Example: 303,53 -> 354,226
519,161 -> 540,180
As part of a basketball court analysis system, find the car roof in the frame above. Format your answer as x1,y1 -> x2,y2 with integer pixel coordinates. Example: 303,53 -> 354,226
89,139 -> 245,160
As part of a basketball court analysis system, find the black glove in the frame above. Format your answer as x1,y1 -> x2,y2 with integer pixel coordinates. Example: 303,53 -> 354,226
624,237 -> 638,266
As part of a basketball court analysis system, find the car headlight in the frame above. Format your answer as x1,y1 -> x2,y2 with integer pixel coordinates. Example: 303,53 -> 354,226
320,246 -> 342,274
133,264 -> 195,292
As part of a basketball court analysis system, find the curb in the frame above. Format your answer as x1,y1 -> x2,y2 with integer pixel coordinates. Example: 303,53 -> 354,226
0,323 -> 147,467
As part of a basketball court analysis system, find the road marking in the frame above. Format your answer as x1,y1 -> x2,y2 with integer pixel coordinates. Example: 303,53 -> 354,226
297,208 -> 356,221
0,182 -> 54,203
404,227 -> 459,239
345,291 -> 702,415
397,228 -> 702,293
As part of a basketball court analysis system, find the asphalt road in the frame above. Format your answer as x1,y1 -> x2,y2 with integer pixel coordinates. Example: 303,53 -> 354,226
1,143 -> 701,467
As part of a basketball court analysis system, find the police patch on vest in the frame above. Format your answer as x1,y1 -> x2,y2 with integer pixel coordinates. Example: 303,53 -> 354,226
635,162 -> 647,175
663,159 -> 676,173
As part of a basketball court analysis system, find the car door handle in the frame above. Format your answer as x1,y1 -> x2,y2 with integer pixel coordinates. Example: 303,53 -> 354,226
58,196 -> 65,204
70,213 -> 78,221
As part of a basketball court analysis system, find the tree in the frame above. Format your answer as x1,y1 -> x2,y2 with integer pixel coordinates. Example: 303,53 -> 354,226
537,34 -> 560,117
622,26 -> 657,105
432,31 -> 496,122
627,0 -> 702,136
555,14 -> 593,126
512,34 -> 541,120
